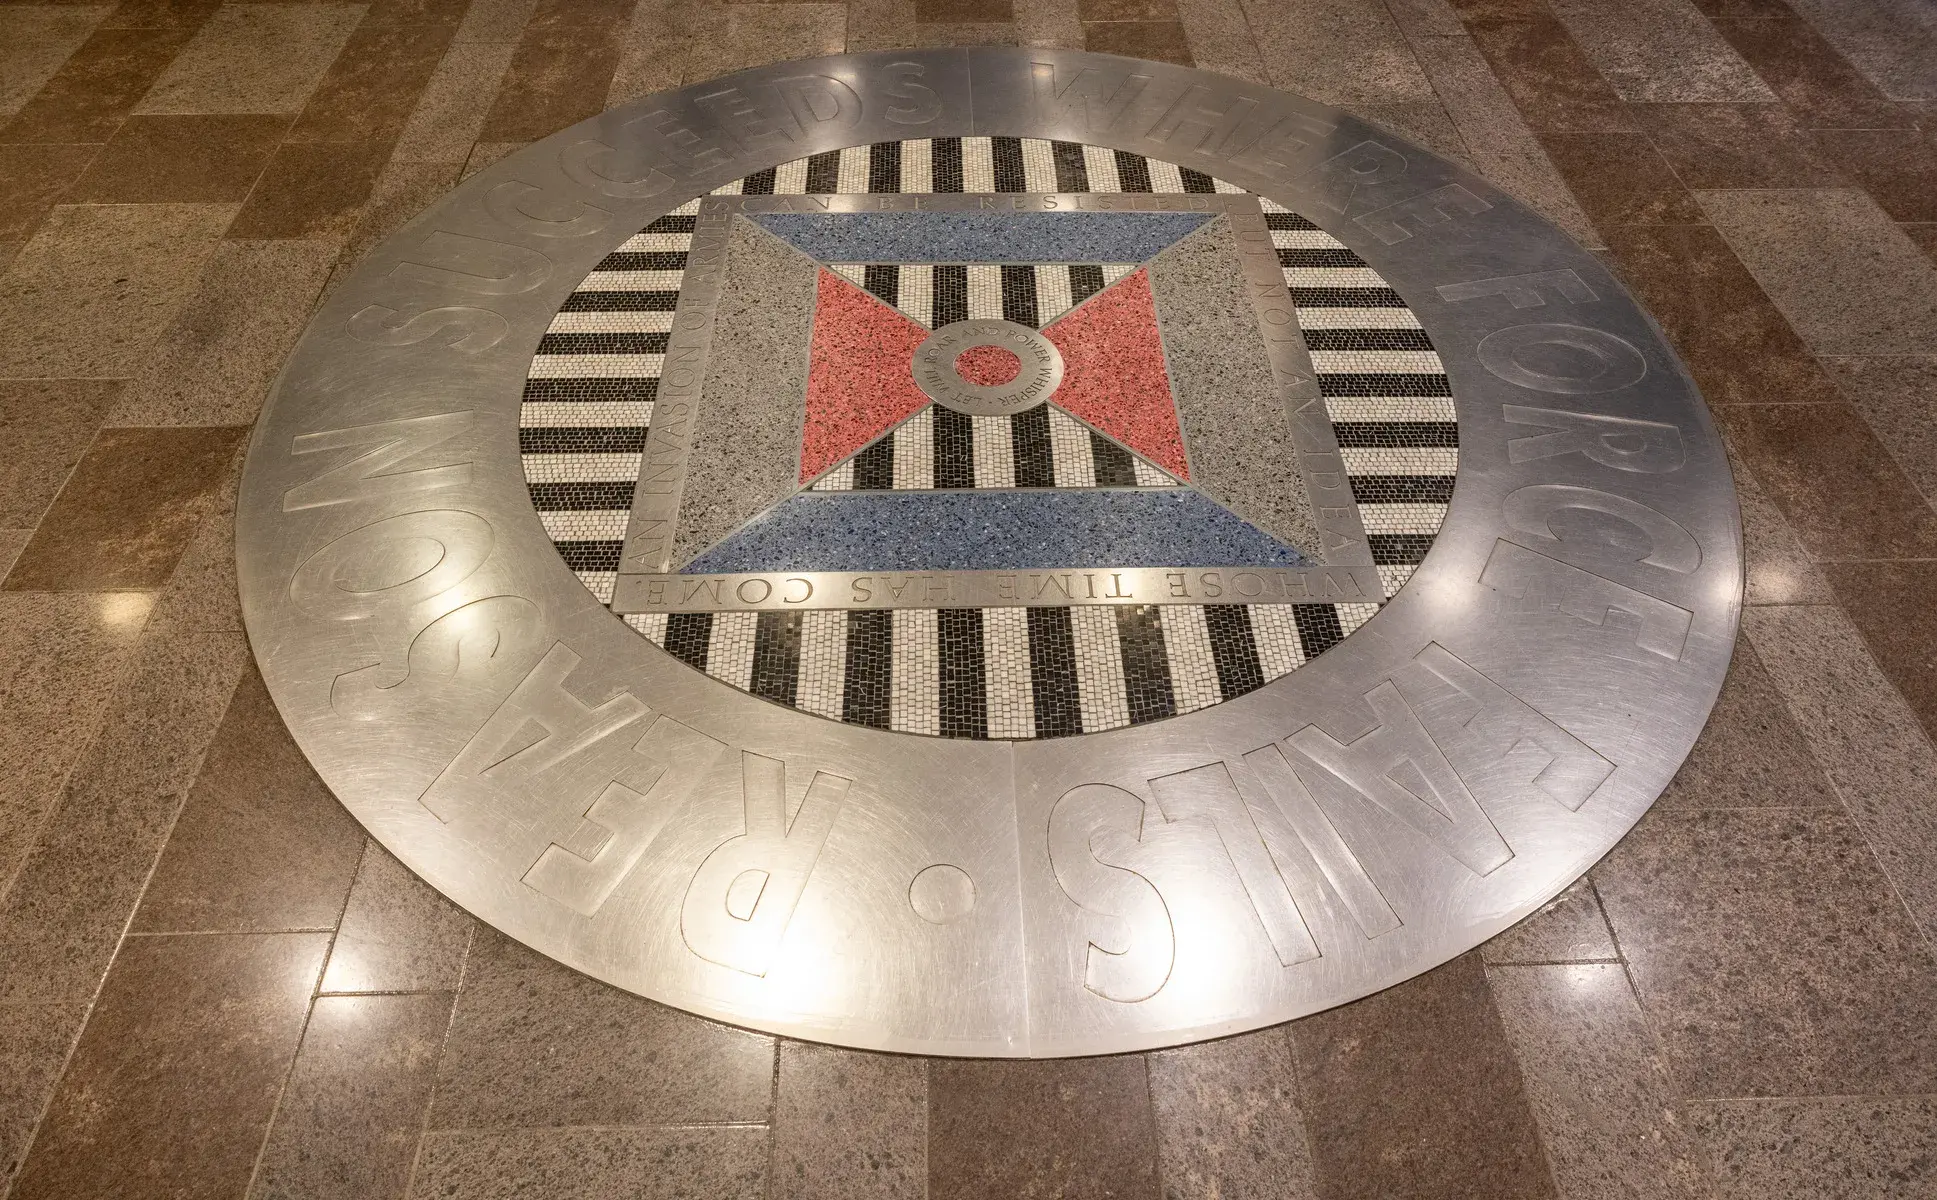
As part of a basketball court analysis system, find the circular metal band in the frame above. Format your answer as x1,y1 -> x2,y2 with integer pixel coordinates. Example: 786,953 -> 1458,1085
237,49 -> 1741,1057
912,319 -> 1067,416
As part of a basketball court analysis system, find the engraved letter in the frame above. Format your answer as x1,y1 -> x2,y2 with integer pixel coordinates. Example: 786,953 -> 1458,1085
484,180 -> 612,239
1355,183 -> 1491,245
681,752 -> 849,977
347,304 -> 507,351
1286,679 -> 1515,875
883,60 -> 942,125
1145,84 -> 1258,154
1438,269 -> 1597,309
289,509 -> 493,620
1479,539 -> 1693,660
1479,324 -> 1647,395
1503,483 -> 1701,574
1047,783 -> 1173,1003
1240,745 -> 1402,939
1295,141 -> 1408,214
284,411 -> 474,511
1150,763 -> 1319,966
1030,62 -> 1150,132
387,231 -> 550,295
1505,405 -> 1684,473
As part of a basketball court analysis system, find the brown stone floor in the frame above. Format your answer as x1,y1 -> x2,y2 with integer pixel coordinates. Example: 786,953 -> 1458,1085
4,0 -> 1937,1195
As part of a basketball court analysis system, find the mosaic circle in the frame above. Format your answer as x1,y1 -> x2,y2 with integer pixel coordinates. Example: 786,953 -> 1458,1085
240,50 -> 1739,1058
519,137 -> 1457,739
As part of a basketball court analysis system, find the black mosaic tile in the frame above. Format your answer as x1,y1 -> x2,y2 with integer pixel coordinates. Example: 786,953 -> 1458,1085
1026,607 -> 1084,738
1204,604 -> 1266,699
751,611 -> 803,706
1115,605 -> 1177,726
938,608 -> 989,740
843,610 -> 894,729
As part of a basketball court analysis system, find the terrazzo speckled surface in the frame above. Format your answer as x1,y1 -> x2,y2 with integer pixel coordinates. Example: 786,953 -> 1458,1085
749,211 -> 1215,265
801,269 -> 932,482
1149,218 -> 1323,555
1042,269 -> 1190,479
679,489 -> 1313,574
670,217 -> 818,568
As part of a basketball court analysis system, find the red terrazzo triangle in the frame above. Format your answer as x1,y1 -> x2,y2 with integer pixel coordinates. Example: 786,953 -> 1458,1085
800,269 -> 933,483
1042,269 -> 1189,480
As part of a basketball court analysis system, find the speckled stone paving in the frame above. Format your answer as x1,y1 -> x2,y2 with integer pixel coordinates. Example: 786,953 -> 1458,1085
749,211 -> 1215,264
680,489 -> 1313,574
521,139 -> 1458,740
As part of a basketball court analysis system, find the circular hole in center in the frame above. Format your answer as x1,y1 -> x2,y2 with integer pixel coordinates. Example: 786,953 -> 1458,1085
955,344 -> 1023,387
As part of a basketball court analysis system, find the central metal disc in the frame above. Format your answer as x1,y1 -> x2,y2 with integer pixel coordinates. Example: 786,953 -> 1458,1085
234,47 -> 1741,1058
913,318 -> 1066,416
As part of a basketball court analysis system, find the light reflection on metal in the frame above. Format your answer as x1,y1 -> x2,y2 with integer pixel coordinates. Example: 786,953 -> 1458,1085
237,49 -> 1740,1057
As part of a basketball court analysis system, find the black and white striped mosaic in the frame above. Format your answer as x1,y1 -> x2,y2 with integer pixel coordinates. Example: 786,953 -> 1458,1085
520,137 -> 1456,739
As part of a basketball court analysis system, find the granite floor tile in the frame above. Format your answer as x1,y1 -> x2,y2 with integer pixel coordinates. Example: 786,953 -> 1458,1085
453,0 -> 538,41
1595,807 -> 1937,1097
1691,1096 -> 1937,1199
1602,224 -> 1841,407
363,0 -> 471,28
1716,402 -> 1937,561
0,201 -> 233,379
0,379 -> 118,526
0,530 -> 28,580
1078,0 -> 1173,19
929,1054 -> 1158,1200
1684,0 -> 1789,17
1805,128 -> 1937,224
1744,603 -> 1937,944
911,19 -> 1018,45
96,0 -> 225,31
144,442 -> 244,635
683,3 -> 849,82
1907,220 -> 1937,267
1408,33 -> 1598,246
0,24 -> 204,142
0,143 -> 98,242
9,931 -> 330,1200
1825,561 -> 1937,743
476,0 -> 628,141
1710,16 -> 1916,130
0,590 -> 148,902
915,0 -> 1011,19
774,1042 -> 924,1200
5,425 -> 244,591
1170,0 -> 1263,82
605,0 -> 686,107
321,840 -> 475,994
229,138 -> 389,240
1823,354 -> 1937,506
1017,0 -> 1084,48
1383,0 -> 1463,34
1657,636 -> 1841,811
287,20 -> 457,146
133,1 -> 367,115
250,992 -> 454,1200
389,40 -> 517,164
63,111 -> 284,202
1148,1029 -> 1319,1200
1780,0 -> 1937,102
133,667 -> 364,934
1488,964 -> 1708,1200
1084,16 -> 1191,61
339,158 -> 461,268
1481,876 -> 1618,964
113,238 -> 336,426
411,1126 -> 770,1200
1548,0 -> 1771,102
0,629 -> 249,1005
843,0 -> 918,52
0,5 -> 111,117
0,1003 -> 86,1195
1462,16 -> 1638,133
1637,103 -> 1846,188
429,928 -> 773,1129
1240,0 -> 1433,114
1537,131 -> 1703,227
1727,444 -> 1834,605
1287,953 -> 1557,1200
